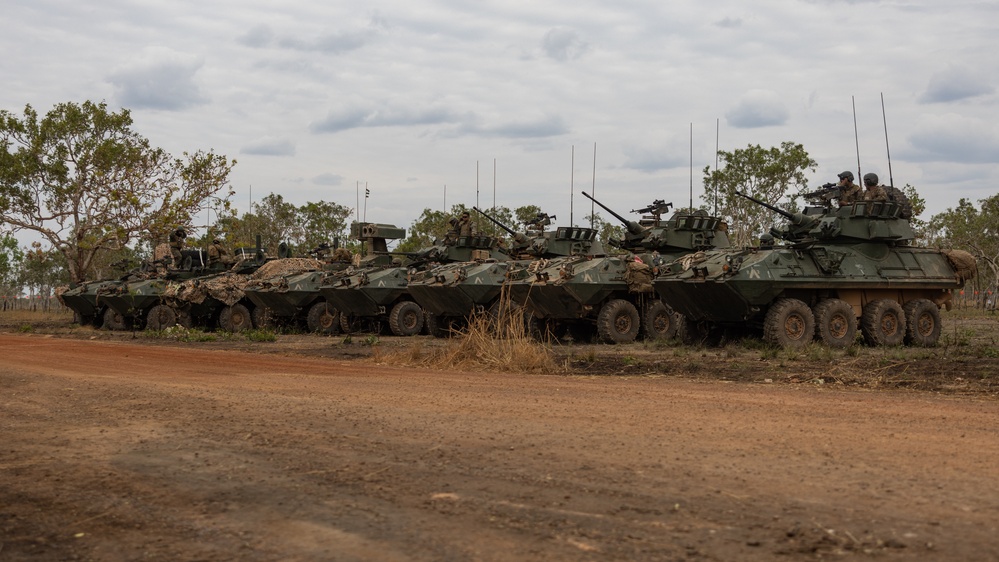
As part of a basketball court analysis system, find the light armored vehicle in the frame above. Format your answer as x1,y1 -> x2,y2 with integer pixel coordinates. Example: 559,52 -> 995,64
319,223 -> 505,337
242,227 -> 399,335
504,192 -> 730,343
60,259 -> 150,329
96,245 -> 268,331
407,208 -> 601,337
653,190 -> 977,348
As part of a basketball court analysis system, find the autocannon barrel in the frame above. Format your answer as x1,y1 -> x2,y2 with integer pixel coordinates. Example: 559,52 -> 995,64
735,191 -> 796,221
581,191 -> 645,236
473,207 -> 528,244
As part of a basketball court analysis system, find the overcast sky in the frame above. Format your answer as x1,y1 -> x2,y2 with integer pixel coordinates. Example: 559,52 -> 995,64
3,0 -> 997,239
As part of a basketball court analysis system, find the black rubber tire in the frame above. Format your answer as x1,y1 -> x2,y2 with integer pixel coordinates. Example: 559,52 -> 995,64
72,311 -> 96,327
102,307 -> 128,331
763,298 -> 815,349
146,304 -> 177,331
861,299 -> 906,346
218,303 -> 253,332
425,313 -> 447,338
903,299 -> 941,347
252,306 -> 275,329
306,302 -> 339,335
813,299 -> 857,348
596,299 -> 640,344
389,301 -> 424,337
176,309 -> 194,329
642,300 -> 680,341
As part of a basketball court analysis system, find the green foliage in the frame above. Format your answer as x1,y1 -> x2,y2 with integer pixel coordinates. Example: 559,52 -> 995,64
0,232 -> 23,295
927,194 -> 998,295
245,328 -> 277,342
583,213 -> 626,249
701,142 -> 817,247
0,101 -> 236,282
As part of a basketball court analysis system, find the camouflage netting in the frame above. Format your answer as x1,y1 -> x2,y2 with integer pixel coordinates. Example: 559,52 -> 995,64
625,260 -> 654,293
252,258 -> 324,280
54,285 -> 69,306
153,243 -> 172,262
942,249 -> 978,284
164,258 -> 325,306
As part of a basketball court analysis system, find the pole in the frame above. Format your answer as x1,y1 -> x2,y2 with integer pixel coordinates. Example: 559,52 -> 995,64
689,123 -> 693,212
570,145 -> 575,226
492,158 -> 496,211
714,118 -> 719,216
881,92 -> 894,187
355,181 -> 360,224
852,96 -> 862,182
476,160 -> 480,232
591,142 -> 596,228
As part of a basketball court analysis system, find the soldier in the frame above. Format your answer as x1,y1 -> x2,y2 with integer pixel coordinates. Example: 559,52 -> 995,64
836,171 -> 862,206
207,238 -> 230,266
862,173 -> 889,202
456,211 -> 476,237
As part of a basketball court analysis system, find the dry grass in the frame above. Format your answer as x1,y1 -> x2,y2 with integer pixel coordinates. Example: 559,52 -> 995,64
376,293 -> 562,374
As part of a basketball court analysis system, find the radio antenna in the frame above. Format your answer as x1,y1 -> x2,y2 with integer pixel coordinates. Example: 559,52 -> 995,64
881,92 -> 894,187
852,96 -> 862,183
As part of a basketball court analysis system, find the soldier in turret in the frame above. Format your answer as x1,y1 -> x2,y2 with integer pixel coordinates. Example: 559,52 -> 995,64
456,210 -> 477,237
836,171 -> 863,206
862,173 -> 889,202
207,238 -> 230,266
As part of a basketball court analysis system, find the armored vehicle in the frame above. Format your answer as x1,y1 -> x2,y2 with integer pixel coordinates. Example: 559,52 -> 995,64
504,191 -> 730,344
407,208 -> 599,336
61,259 -> 148,329
97,243 -> 268,331
242,225 -> 402,334
653,191 -> 977,348
319,223 -> 504,337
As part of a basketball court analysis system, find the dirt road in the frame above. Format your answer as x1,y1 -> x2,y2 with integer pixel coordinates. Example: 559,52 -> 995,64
2,333 -> 997,561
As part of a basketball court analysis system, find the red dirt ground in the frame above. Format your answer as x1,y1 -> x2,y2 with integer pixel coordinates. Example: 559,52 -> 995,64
2,331 -> 998,561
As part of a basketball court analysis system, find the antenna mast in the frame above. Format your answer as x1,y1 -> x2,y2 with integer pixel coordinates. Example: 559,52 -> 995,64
852,96 -> 862,182
881,92 -> 894,187
591,142 -> 596,228
570,145 -> 575,226
689,123 -> 693,212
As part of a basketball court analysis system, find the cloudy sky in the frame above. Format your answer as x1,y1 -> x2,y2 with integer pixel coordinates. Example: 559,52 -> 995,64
3,0 -> 997,238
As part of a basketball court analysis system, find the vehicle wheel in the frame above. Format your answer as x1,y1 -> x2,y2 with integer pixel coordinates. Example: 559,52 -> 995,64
72,311 -> 95,327
102,307 -> 128,331
146,304 -> 177,331
642,300 -> 680,341
903,299 -> 941,346
218,303 -> 253,332
763,298 -> 815,349
339,313 -> 354,334
176,309 -> 194,329
389,301 -> 424,336
425,313 -> 447,338
813,299 -> 857,348
565,321 -> 594,344
596,299 -> 640,344
861,299 -> 906,346
306,302 -> 339,335
253,306 -> 276,329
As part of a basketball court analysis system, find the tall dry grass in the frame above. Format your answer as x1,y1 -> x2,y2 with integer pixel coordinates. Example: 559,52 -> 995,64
377,287 -> 562,374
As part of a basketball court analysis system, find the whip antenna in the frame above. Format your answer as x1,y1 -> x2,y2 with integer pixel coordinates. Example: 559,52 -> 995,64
881,92 -> 894,187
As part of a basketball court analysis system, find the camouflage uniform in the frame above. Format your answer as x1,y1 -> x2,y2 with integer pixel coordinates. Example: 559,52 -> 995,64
456,212 -> 476,237
864,185 -> 888,202
838,182 -> 862,206
207,239 -> 229,266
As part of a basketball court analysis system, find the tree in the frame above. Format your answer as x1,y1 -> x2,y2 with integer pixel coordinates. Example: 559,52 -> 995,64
299,200 -> 353,253
702,142 -> 817,247
0,231 -> 23,298
0,101 -> 235,283
396,207 -> 464,253
900,184 -> 927,239
19,241 -> 68,308
926,195 -> 999,298
584,213 -> 626,251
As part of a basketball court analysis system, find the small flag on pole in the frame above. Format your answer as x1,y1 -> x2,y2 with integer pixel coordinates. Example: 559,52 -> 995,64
365,188 -> 370,198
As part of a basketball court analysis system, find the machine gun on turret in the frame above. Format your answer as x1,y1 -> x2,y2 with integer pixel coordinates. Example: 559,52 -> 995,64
525,212 -> 555,232
631,199 -> 673,220
802,182 -> 844,207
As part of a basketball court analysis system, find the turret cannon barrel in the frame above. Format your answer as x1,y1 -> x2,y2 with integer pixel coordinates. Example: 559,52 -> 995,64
581,191 -> 645,236
473,206 -> 529,245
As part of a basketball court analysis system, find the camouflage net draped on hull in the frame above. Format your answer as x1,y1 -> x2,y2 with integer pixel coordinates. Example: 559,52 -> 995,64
942,249 -> 978,284
164,258 -> 325,306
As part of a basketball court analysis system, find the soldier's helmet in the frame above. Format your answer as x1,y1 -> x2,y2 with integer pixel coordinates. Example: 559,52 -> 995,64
174,227 -> 187,239
863,173 -> 879,187
838,171 -> 854,182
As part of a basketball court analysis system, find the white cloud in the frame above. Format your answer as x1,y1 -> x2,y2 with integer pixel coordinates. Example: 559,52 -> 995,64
241,137 -> 295,156
919,65 -> 995,104
725,90 -> 789,129
107,48 -> 207,111
541,27 -> 589,62
902,113 -> 999,164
